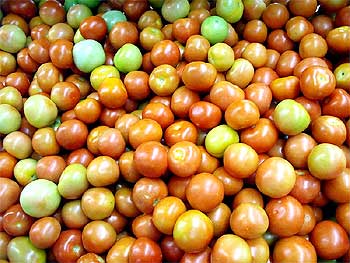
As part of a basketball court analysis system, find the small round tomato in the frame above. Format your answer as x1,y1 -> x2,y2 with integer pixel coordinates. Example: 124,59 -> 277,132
230,203 -> 269,239
255,157 -> 296,198
82,220 -> 117,254
307,143 -> 346,180
223,143 -> 259,179
152,196 -> 186,235
186,172 -> 224,212
52,230 -> 85,263
300,66 -> 336,100
211,234 -> 252,263
225,99 -> 260,130
310,220 -> 350,260
173,210 -> 214,253
273,236 -> 317,262
167,141 -> 201,178
265,195 -> 304,237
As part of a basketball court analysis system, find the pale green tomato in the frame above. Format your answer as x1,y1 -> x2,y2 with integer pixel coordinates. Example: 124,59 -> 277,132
205,124 -> 239,158
216,0 -> 244,23
73,39 -> 106,73
20,179 -> 61,218
201,16 -> 228,45
73,28 -> 85,43
67,4 -> 92,29
161,0 -> 190,22
102,10 -> 127,32
208,43 -> 235,72
0,24 -> 26,53
273,99 -> 311,135
307,143 -> 347,180
14,158 -> 37,186
24,94 -> 58,128
7,236 -> 46,263
0,86 -> 23,110
58,163 -> 89,199
113,43 -> 142,73
90,65 -> 120,90
0,104 -> 21,134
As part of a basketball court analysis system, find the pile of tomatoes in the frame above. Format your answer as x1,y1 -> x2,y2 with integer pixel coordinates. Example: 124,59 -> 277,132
0,0 -> 350,262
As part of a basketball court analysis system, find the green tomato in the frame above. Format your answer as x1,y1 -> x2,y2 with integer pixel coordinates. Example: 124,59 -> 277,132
24,94 -> 58,128
149,0 -> 165,9
0,86 -> 23,110
73,39 -> 106,73
0,104 -> 21,134
113,43 -> 142,73
20,179 -> 61,218
64,0 -> 78,11
273,99 -> 311,135
102,10 -> 127,32
14,158 -> 37,186
0,24 -> 26,53
307,143 -> 347,180
208,42 -> 235,72
161,0 -> 190,22
205,124 -> 239,158
73,28 -> 85,43
58,163 -> 89,199
7,236 -> 46,263
67,4 -> 93,29
90,65 -> 120,90
216,0 -> 244,23
77,0 -> 100,8
201,16 -> 229,45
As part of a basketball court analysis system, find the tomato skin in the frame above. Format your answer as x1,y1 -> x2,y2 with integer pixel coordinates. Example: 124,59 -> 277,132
173,210 -> 214,253
52,229 -> 86,263
310,220 -> 350,260
300,66 -> 336,100
129,237 -> 163,263
211,234 -> 252,263
273,236 -> 317,263
182,61 -> 217,93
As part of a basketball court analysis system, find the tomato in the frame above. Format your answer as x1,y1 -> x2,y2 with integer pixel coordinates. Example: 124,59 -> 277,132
132,214 -> 162,241
3,203 -> 34,237
273,99 -> 311,135
230,202 -> 269,239
200,15 -> 228,44
129,237 -> 163,263
186,172 -> 224,212
273,236 -> 317,262
211,234 -> 252,263
265,195 -> 304,237
81,187 -> 115,220
225,99 -> 260,130
29,217 -> 61,249
182,61 -> 217,92
256,157 -> 296,198
82,220 -> 117,254
106,236 -> 135,263
189,101 -> 222,130
307,143 -> 346,180
149,64 -> 180,96
173,210 -> 214,253
134,141 -> 168,178
52,229 -> 85,263
7,236 -> 46,263
310,220 -> 350,260
132,177 -> 168,214
167,141 -> 201,177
